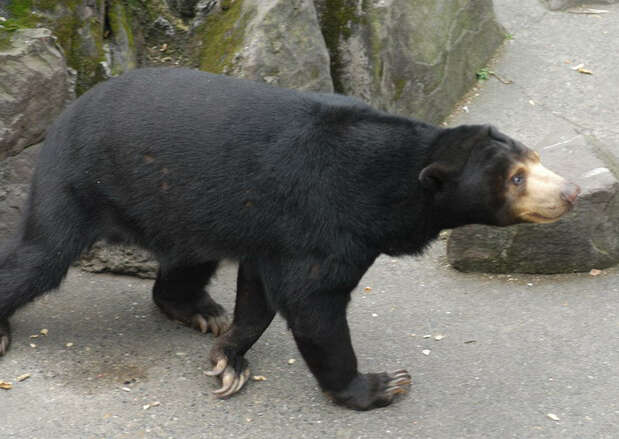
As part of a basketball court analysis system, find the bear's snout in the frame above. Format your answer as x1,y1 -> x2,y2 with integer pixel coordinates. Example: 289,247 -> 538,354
560,182 -> 580,205
509,160 -> 578,224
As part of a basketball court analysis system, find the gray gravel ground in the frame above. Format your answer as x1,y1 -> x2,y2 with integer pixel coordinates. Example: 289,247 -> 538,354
1,0 -> 618,438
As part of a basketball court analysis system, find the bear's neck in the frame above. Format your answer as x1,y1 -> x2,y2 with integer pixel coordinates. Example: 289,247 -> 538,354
364,120 -> 448,256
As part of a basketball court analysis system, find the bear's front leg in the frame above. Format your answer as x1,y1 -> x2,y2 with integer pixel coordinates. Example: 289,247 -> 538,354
206,260 -> 275,397
285,291 -> 411,411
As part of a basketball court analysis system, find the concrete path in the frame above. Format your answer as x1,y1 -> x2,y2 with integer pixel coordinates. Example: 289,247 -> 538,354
1,1 -> 618,438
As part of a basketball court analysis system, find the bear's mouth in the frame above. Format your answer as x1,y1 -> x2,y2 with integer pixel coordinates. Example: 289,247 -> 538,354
519,205 -> 572,223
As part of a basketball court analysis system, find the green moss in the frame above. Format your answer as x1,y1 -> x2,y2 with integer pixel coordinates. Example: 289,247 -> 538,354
197,0 -> 251,74
108,1 -> 135,54
34,0 -> 61,11
48,6 -> 105,95
315,0 -> 361,93
362,5 -> 384,91
5,0 -> 39,28
8,0 -> 33,17
393,77 -> 407,102
107,0 -> 136,75
0,31 -> 12,50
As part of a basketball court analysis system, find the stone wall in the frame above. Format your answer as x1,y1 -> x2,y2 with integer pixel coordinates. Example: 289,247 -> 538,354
0,0 -> 506,278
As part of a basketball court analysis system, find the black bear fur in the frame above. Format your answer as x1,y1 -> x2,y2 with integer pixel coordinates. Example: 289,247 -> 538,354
0,68 -> 539,409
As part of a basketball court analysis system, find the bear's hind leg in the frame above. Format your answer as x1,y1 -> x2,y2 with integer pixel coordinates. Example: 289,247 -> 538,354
206,260 -> 275,398
0,205 -> 96,355
153,261 -> 230,336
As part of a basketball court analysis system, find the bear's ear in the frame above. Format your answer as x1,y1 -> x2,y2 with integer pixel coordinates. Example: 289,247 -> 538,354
419,163 -> 451,192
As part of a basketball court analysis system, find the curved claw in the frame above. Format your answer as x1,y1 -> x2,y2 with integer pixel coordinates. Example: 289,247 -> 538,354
192,314 -> 209,334
213,365 -> 250,398
205,358 -> 228,376
207,315 -> 231,337
383,370 -> 412,397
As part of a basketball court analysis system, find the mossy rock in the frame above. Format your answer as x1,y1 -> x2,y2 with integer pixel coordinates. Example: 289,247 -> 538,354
193,0 -> 332,92
316,0 -> 505,124
193,0 -> 249,74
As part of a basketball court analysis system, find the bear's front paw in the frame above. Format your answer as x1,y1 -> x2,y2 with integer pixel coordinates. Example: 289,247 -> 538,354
0,318 -> 10,356
330,370 -> 412,410
205,349 -> 251,398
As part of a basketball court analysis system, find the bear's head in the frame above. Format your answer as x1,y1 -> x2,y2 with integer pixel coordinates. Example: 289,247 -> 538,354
419,125 -> 580,227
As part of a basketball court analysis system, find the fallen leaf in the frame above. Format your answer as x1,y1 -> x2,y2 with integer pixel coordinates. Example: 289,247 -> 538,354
16,373 -> 31,382
577,67 -> 593,75
252,375 -> 267,381
364,286 -> 372,292
547,413 -> 560,421
0,380 -> 12,390
589,269 -> 602,276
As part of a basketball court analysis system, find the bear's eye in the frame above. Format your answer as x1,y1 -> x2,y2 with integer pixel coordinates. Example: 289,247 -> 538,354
511,173 -> 525,186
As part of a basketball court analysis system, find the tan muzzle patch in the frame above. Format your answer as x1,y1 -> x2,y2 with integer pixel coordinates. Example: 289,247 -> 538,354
511,161 -> 580,224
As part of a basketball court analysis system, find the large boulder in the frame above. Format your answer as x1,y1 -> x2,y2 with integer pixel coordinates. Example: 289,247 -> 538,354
447,134 -> 618,273
0,143 -> 40,241
193,0 -> 333,92
314,0 -> 505,124
0,28 -> 74,159
3,0 -> 140,95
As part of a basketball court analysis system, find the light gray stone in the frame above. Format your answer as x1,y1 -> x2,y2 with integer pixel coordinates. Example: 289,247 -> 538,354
80,242 -> 158,279
0,28 -> 74,159
194,0 -> 333,92
315,0 -> 505,124
153,16 -> 176,36
447,134 -> 618,273
0,143 -> 40,241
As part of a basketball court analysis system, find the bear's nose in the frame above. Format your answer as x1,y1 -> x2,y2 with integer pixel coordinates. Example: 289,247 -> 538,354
560,183 -> 580,204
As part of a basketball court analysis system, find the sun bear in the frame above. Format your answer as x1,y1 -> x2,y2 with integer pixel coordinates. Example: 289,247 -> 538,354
0,68 -> 579,410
